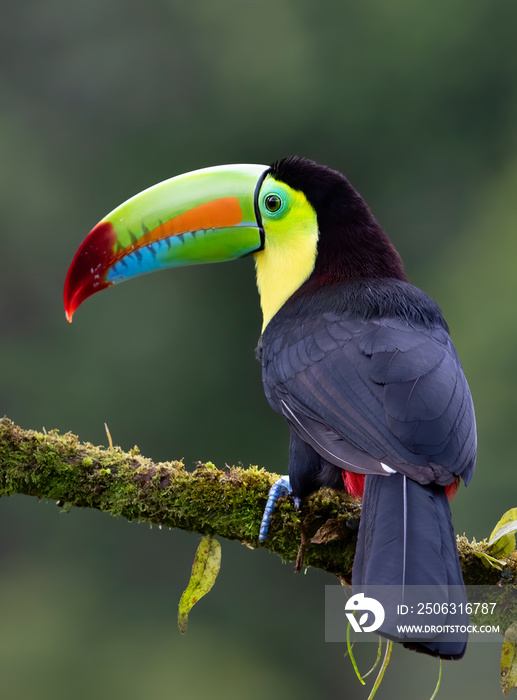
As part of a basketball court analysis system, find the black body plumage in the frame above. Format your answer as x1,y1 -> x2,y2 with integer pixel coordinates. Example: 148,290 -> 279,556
261,279 -> 475,495
260,279 -> 475,658
258,158 -> 476,659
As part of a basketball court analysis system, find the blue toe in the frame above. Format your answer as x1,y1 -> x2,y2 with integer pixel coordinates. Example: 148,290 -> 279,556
259,475 -> 293,542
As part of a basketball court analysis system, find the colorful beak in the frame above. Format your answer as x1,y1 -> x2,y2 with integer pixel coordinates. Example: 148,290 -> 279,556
64,163 -> 268,321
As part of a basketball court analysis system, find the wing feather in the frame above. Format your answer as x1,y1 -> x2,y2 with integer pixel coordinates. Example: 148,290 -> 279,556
262,311 -> 476,486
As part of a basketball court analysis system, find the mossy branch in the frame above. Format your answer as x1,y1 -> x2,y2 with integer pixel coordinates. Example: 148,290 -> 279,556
0,417 -> 513,584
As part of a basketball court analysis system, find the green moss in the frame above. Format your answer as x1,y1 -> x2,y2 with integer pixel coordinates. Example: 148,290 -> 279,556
0,417 -> 512,584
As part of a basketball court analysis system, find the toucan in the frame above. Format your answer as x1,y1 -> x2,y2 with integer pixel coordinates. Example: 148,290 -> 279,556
64,156 -> 476,659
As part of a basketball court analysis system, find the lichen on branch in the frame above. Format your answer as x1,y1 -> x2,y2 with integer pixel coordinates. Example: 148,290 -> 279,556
0,417 -> 512,584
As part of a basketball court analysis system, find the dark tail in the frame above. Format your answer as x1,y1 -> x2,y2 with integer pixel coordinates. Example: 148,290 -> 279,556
352,473 -> 467,659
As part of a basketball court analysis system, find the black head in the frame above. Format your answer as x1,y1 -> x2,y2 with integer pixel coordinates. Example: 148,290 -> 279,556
269,156 -> 407,288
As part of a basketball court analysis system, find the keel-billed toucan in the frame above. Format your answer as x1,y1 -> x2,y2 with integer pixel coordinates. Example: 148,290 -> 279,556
64,157 -> 476,659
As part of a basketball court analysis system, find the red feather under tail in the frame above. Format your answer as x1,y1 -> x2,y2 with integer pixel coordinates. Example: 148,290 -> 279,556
343,471 -> 365,498
342,471 -> 460,501
445,477 -> 460,500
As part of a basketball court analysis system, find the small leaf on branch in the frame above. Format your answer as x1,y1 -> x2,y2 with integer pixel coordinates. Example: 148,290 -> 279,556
178,535 -> 221,635
310,519 -> 343,544
473,551 -> 505,570
501,622 -> 517,695
488,508 -> 517,558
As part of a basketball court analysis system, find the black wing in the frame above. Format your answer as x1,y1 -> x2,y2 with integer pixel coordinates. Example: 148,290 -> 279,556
262,310 -> 476,489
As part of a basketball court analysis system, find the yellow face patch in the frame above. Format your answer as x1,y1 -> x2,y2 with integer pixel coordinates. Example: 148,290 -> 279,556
253,175 -> 319,331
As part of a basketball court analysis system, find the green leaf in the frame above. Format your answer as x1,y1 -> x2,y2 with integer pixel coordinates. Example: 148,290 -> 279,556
501,622 -> 517,695
488,508 -> 517,558
473,551 -> 505,570
178,535 -> 221,635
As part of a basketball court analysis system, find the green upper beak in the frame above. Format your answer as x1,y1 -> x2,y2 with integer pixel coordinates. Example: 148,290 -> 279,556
64,163 -> 268,321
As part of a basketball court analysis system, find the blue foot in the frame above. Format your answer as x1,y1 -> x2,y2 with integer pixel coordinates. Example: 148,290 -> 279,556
259,475 -> 301,543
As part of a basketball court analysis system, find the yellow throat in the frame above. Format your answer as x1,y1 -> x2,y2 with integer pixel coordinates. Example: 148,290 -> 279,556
253,179 -> 319,332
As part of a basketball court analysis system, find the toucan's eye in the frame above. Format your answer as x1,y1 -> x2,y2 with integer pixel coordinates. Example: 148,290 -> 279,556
265,194 -> 282,213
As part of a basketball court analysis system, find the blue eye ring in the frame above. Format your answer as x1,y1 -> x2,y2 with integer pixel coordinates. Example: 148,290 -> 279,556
264,193 -> 283,213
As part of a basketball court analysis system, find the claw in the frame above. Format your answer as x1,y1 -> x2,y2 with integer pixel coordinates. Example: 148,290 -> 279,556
259,475 -> 299,542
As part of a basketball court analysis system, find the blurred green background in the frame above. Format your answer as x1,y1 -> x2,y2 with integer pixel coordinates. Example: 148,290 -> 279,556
1,1 -> 516,698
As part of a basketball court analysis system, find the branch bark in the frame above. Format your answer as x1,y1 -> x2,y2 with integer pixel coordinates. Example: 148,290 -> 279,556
0,417 -> 512,585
